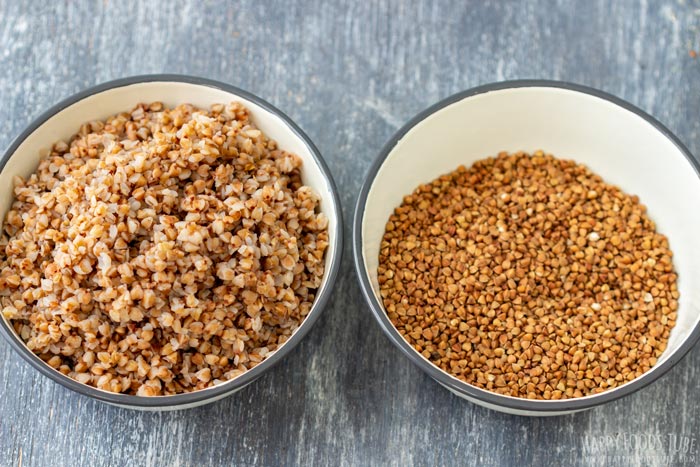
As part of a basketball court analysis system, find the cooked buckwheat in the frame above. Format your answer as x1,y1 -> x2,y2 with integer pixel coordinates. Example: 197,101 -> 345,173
378,151 -> 678,400
1,102 -> 329,395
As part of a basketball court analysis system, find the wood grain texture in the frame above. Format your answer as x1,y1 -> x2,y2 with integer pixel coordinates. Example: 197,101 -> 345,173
0,0 -> 699,466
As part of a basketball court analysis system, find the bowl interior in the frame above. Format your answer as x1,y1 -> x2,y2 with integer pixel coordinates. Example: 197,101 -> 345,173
0,79 -> 340,404
360,85 -> 700,400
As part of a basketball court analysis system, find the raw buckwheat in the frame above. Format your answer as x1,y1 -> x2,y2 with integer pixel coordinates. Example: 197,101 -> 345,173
378,151 -> 678,400
1,102 -> 329,395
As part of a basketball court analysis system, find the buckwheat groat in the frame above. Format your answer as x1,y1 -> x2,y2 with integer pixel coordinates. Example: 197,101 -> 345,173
0,102 -> 329,395
378,151 -> 677,400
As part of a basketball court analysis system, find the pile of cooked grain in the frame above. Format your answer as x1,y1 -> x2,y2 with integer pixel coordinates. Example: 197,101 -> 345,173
378,151 -> 678,400
0,102 -> 329,395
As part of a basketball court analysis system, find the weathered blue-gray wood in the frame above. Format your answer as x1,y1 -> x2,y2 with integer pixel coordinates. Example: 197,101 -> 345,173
1,1 -> 699,466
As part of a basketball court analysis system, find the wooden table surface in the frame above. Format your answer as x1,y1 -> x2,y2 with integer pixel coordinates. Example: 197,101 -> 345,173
1,1 -> 699,466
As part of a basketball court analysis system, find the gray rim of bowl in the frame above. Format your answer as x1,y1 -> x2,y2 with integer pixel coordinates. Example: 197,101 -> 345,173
353,79 -> 700,413
0,74 -> 344,408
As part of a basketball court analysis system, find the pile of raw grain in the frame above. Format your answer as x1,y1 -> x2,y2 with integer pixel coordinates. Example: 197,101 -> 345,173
0,102 -> 329,395
378,151 -> 678,400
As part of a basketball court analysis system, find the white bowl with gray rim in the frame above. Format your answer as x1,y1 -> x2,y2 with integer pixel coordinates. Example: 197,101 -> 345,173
353,80 -> 700,416
0,74 -> 343,410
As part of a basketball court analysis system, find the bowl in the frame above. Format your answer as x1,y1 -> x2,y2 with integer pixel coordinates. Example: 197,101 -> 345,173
353,80 -> 700,416
0,74 -> 343,410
